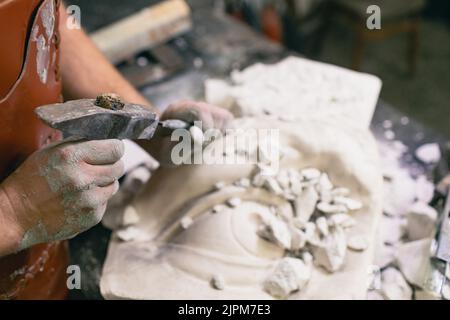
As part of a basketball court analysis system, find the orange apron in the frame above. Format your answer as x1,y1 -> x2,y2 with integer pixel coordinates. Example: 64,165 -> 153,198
0,0 -> 69,299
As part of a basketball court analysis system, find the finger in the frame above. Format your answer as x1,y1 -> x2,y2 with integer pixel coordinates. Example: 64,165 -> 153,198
81,180 -> 120,209
75,139 -> 125,165
86,160 -> 125,187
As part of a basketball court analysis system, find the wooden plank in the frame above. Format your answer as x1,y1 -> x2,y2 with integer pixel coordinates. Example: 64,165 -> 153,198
90,0 -> 192,64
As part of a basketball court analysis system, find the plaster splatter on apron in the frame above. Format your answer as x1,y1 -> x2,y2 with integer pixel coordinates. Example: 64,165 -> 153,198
31,0 -> 55,84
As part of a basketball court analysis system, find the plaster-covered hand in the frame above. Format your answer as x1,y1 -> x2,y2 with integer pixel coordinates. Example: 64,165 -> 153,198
141,100 -> 233,165
161,100 -> 233,131
0,139 -> 124,255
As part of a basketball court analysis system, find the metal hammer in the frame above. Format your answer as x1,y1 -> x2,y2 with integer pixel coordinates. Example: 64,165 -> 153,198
35,94 -> 189,140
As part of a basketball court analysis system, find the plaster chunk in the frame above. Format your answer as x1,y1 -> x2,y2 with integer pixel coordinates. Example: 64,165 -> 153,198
347,235 -> 369,252
210,274 -> 225,290
211,204 -> 226,214
301,168 -> 321,181
180,217 -> 194,229
317,202 -> 347,215
293,186 -> 319,223
287,169 -> 303,195
406,201 -> 438,241
380,267 -> 413,300
317,173 -> 333,192
379,215 -> 406,245
331,187 -> 350,197
214,181 -> 226,190
333,196 -> 363,211
415,143 -> 441,164
263,177 -> 284,195
316,217 -> 329,237
263,257 -> 311,299
442,282 -> 450,300
252,173 -> 266,188
312,227 -> 347,272
396,238 -> 433,288
374,242 -> 396,269
257,215 -> 292,250
227,197 -> 242,208
276,170 -> 291,190
122,205 -> 140,226
116,226 -> 151,242
328,213 -> 356,229
290,229 -> 307,251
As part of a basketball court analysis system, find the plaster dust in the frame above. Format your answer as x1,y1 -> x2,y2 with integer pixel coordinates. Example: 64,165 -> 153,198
100,116 -> 383,300
205,56 -> 382,129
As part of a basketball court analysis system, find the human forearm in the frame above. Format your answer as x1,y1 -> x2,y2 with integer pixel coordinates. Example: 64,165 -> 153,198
0,184 -> 23,257
58,5 -> 158,114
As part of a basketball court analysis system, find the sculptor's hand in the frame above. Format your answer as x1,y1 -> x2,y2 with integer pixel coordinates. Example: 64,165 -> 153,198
0,139 -> 124,256
140,100 -> 234,165
161,100 -> 233,131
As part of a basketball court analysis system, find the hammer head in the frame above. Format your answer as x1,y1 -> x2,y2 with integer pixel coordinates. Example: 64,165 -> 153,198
35,99 -> 160,140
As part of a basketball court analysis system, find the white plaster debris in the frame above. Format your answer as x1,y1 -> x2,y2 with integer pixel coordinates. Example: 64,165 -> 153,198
396,238 -> 433,288
317,173 -> 333,192
116,226 -> 151,242
287,169 -> 303,195
316,202 -> 347,215
214,181 -> 226,190
415,143 -> 441,164
276,170 -> 290,190
227,197 -> 242,208
122,205 -> 140,226
442,282 -> 450,300
180,217 -> 194,229
380,267 -> 413,300
257,216 -> 292,250
384,130 -> 395,140
206,57 -> 381,128
263,177 -> 284,195
316,217 -> 329,237
210,274 -> 225,290
263,257 -> 311,299
406,202 -> 438,241
293,186 -> 319,223
333,196 -> 363,211
378,140 -> 436,218
211,204 -> 226,214
374,242 -> 396,269
312,227 -> 347,272
190,125 -> 204,146
347,235 -> 369,252
235,178 -> 250,188
290,228 -> 307,251
220,166 -> 365,297
382,120 -> 393,129
328,213 -> 356,229
301,168 -> 321,181
379,215 -> 406,245
331,187 -> 350,197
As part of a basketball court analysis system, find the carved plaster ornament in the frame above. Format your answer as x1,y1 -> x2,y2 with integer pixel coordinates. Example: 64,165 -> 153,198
100,117 -> 383,300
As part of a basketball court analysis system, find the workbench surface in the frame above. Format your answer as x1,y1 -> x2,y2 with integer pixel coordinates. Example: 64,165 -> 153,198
68,1 -> 447,299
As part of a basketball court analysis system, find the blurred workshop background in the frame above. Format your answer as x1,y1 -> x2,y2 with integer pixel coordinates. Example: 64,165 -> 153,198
68,0 -> 450,138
